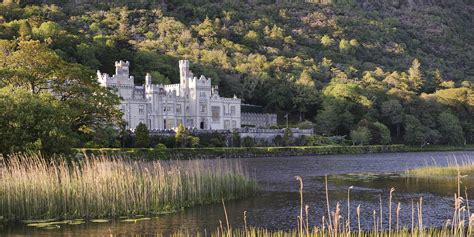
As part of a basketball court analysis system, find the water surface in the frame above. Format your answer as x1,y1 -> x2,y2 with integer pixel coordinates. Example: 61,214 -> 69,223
2,151 -> 473,236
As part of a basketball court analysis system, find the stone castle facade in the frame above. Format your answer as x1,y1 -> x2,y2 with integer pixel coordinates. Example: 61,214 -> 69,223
98,60 -> 241,130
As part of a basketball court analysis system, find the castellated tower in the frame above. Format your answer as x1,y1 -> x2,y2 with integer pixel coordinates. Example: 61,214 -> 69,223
179,60 -> 191,88
145,72 -> 152,85
115,60 -> 130,76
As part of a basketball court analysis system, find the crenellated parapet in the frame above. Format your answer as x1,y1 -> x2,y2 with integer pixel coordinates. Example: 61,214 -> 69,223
214,97 -> 241,102
115,60 -> 130,76
97,71 -> 134,88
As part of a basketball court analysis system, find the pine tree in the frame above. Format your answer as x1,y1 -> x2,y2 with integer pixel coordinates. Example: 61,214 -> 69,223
408,59 -> 424,92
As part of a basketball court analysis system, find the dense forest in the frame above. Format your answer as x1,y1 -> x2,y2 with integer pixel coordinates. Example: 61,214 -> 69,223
0,0 -> 473,153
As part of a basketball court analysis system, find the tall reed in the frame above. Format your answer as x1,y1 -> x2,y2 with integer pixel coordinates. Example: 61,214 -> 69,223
180,165 -> 473,237
405,160 -> 474,176
0,153 -> 257,221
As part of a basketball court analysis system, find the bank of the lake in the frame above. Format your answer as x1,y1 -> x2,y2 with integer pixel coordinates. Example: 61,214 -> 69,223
79,144 -> 474,160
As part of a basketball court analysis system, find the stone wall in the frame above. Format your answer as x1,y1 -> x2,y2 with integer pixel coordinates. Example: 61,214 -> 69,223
241,112 -> 278,128
239,127 -> 314,142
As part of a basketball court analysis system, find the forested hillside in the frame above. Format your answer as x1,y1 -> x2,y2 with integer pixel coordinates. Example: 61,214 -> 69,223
0,0 -> 473,151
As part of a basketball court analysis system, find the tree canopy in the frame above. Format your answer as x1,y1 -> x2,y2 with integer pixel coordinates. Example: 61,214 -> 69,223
0,0 -> 472,152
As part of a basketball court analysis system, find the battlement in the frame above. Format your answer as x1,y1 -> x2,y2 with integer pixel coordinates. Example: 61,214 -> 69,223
97,70 -> 108,83
198,75 -> 211,83
242,112 -> 277,116
179,60 -> 190,68
164,84 -> 180,89
188,75 -> 211,87
97,67 -> 134,88
213,96 -> 240,102
115,60 -> 130,76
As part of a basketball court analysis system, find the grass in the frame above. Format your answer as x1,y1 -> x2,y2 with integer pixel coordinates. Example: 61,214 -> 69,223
406,160 -> 474,176
0,153 -> 257,221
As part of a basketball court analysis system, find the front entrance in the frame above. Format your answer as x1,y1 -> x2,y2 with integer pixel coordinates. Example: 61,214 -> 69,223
200,121 -> 205,129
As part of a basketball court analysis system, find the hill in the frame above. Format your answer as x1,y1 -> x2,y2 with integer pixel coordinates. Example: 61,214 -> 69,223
0,0 -> 473,147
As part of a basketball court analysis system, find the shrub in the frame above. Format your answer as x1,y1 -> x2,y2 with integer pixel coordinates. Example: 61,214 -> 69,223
135,123 -> 150,148
350,127 -> 371,145
155,143 -> 167,150
242,137 -> 255,147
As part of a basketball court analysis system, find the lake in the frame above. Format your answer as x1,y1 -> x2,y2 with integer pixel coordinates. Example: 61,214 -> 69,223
2,150 -> 473,236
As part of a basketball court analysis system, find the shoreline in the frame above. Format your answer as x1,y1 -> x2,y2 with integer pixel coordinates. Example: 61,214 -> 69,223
78,144 -> 474,160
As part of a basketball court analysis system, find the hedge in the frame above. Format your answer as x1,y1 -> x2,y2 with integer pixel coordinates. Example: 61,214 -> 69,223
78,145 -> 408,160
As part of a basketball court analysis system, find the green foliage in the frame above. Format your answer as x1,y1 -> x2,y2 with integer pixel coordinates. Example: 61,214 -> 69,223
373,122 -> 391,145
437,112 -> 464,145
188,136 -> 200,148
296,120 -> 314,129
403,115 -> 441,146
350,127 -> 370,145
283,128 -> 293,146
381,99 -> 404,137
0,39 -> 122,154
155,143 -> 167,150
242,137 -> 255,147
82,145 -> 408,160
0,87 -> 77,155
0,1 -> 472,151
134,123 -> 150,148
320,35 -> 334,47
403,115 -> 425,145
408,59 -> 424,92
232,131 -> 241,147
175,123 -> 188,148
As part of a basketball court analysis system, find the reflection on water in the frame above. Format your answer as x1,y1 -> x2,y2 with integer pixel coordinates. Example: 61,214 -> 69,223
326,172 -> 474,197
1,151 -> 473,236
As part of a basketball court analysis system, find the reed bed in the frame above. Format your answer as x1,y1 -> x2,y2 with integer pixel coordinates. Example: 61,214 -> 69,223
166,227 -> 473,237
406,160 -> 474,176
0,154 -> 257,221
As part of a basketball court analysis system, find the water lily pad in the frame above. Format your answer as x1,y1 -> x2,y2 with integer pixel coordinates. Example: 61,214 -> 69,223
22,219 -> 57,224
91,219 -> 110,223
67,220 -> 85,225
27,220 -> 69,227
121,217 -> 151,223
42,225 -> 61,230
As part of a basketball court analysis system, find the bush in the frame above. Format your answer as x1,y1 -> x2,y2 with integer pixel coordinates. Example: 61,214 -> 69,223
242,137 -> 255,147
188,136 -> 200,148
296,120 -> 314,129
135,123 -> 150,148
232,131 -> 241,147
155,143 -> 167,150
273,135 -> 284,146
350,127 -> 371,145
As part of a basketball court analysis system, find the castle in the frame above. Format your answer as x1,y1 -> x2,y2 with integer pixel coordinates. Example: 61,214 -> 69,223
98,60 -> 242,130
